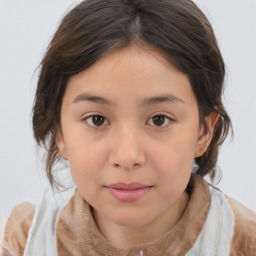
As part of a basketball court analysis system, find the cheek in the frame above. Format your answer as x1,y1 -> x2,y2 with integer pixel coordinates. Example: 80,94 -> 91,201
152,136 -> 196,173
152,144 -> 192,203
67,140 -> 107,184
67,146 -> 107,203
150,131 -> 197,191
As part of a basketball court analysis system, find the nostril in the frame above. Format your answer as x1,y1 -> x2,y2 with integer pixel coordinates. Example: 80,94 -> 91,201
113,162 -> 140,169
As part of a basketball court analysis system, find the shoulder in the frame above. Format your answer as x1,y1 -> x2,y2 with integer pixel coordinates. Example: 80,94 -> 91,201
1,202 -> 35,256
225,195 -> 256,256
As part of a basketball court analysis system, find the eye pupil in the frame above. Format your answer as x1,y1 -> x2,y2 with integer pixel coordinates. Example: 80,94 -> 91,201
92,115 -> 105,126
153,115 -> 165,126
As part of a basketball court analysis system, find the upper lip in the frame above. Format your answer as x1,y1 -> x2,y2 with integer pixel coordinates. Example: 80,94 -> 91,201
106,182 -> 151,190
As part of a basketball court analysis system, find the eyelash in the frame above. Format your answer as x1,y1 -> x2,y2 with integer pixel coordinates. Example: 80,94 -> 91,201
146,114 -> 173,127
83,114 -> 174,128
83,115 -> 109,127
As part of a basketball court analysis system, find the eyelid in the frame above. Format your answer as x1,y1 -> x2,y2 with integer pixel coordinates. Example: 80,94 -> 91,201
80,112 -> 175,128
82,113 -> 110,127
146,113 -> 175,127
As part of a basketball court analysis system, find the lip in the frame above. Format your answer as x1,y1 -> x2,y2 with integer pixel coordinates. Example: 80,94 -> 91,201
106,182 -> 152,202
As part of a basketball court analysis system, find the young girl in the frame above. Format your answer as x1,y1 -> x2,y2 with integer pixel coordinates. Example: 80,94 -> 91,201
2,0 -> 256,255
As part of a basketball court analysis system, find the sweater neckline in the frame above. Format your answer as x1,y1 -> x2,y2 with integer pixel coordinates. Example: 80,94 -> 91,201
56,175 -> 210,255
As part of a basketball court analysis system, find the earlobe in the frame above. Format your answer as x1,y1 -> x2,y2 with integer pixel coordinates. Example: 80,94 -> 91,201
194,112 -> 219,158
56,130 -> 68,160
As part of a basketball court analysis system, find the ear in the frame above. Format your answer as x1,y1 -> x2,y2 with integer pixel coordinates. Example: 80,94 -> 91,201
56,129 -> 68,160
194,112 -> 219,158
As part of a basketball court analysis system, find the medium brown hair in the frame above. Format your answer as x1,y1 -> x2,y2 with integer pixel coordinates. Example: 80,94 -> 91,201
33,0 -> 232,189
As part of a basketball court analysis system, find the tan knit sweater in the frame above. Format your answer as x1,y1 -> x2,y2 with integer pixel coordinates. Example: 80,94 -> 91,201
1,177 -> 256,256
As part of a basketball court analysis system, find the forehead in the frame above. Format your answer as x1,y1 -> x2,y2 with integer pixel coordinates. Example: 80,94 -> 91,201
64,44 -> 196,105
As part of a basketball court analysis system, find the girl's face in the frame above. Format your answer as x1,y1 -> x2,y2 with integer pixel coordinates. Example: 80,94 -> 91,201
57,45 -> 217,231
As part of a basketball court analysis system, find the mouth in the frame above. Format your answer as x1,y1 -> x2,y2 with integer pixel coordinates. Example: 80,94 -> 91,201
105,182 -> 153,202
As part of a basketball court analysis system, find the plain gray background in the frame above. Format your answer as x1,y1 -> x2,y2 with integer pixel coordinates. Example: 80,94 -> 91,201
0,0 -> 256,232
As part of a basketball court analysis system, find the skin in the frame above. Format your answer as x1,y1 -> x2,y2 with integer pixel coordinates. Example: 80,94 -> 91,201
56,44 -> 219,248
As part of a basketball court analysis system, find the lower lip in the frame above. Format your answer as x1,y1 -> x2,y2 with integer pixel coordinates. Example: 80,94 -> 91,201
107,187 -> 152,202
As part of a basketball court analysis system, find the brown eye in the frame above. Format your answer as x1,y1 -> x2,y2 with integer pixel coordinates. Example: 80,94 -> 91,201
93,115 -> 105,126
153,115 -> 165,126
85,115 -> 108,127
147,114 -> 172,127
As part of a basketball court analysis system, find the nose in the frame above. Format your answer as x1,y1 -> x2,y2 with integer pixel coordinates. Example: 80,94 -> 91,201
109,125 -> 146,170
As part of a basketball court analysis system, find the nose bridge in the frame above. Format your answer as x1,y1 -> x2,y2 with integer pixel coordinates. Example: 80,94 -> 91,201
109,121 -> 145,169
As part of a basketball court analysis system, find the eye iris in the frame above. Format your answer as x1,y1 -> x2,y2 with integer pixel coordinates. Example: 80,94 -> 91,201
153,115 -> 165,126
92,115 -> 105,126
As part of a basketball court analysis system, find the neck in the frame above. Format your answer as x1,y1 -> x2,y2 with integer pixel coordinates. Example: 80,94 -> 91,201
92,192 -> 189,248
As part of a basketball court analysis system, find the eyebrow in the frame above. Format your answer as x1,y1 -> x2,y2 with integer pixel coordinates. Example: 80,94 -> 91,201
141,94 -> 185,106
72,93 -> 114,105
72,93 -> 184,106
